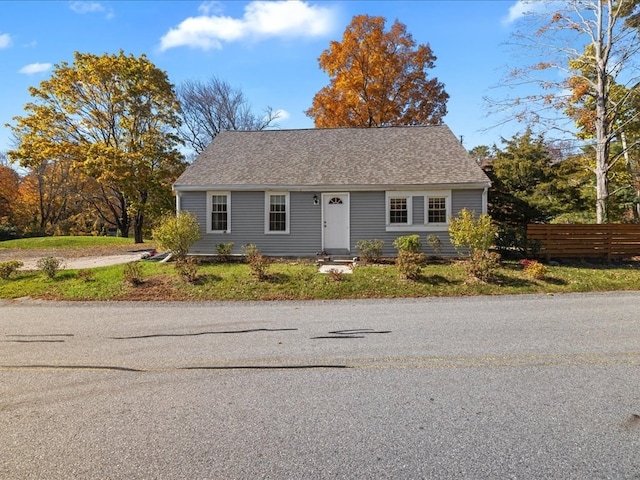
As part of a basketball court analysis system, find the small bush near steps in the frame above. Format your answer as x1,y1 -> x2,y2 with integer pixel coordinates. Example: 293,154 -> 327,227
355,239 -> 384,262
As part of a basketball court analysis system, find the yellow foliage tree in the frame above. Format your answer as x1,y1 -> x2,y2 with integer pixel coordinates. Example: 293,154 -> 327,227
306,15 -> 448,128
8,51 -> 185,242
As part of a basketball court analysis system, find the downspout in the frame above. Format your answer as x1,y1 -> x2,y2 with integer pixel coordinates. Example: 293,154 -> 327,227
482,187 -> 488,215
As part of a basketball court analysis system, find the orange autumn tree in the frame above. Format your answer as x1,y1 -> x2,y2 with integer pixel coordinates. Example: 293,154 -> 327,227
0,161 -> 20,227
306,15 -> 449,128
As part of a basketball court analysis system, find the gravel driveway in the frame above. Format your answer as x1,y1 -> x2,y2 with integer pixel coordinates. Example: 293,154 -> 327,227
0,245 -> 153,270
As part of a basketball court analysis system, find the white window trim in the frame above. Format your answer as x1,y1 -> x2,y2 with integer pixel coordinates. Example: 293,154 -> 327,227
425,190 -> 451,228
385,192 -> 413,228
207,191 -> 231,234
264,191 -> 290,234
385,190 -> 451,232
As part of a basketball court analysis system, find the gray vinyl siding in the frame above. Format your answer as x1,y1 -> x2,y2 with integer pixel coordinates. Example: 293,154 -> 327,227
181,191 -> 321,257
180,188 -> 485,257
350,192 -> 455,257
452,189 -> 483,216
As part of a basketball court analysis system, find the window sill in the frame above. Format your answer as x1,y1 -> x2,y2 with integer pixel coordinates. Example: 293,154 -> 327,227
385,224 -> 448,232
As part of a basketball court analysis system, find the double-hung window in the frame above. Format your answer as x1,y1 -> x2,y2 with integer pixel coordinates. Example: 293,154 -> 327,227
389,197 -> 409,224
386,192 -> 412,228
208,192 -> 230,233
386,190 -> 451,231
265,192 -> 290,234
427,197 -> 447,224
425,191 -> 451,227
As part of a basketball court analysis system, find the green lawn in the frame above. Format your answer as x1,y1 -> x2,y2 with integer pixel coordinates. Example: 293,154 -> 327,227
2,253 -> 640,301
0,236 -> 137,251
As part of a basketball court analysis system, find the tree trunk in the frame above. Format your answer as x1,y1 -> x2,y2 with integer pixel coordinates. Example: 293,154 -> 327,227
594,0 -> 610,224
133,192 -> 148,244
133,211 -> 144,244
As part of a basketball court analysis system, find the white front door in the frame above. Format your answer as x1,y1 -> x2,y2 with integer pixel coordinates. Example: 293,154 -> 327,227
322,193 -> 350,253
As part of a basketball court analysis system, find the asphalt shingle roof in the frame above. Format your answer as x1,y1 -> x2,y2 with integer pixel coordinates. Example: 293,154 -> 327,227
174,125 -> 490,189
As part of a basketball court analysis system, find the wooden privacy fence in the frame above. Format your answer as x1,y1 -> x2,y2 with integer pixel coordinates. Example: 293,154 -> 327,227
526,224 -> 640,260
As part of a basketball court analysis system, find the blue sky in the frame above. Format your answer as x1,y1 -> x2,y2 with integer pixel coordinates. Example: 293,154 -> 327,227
0,0 -> 532,156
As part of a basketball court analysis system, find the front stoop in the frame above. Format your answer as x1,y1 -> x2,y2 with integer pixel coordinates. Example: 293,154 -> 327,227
317,256 -> 358,274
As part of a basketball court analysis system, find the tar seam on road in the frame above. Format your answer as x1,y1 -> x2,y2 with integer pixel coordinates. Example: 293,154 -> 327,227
311,328 -> 392,339
110,328 -> 298,340
0,364 -> 350,372
5,334 -> 74,343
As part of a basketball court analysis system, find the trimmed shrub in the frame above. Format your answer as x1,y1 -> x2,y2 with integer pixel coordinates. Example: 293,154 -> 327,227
355,239 -> 384,262
243,244 -> 270,280
426,234 -> 443,256
396,250 -> 427,280
393,234 -> 422,253
394,234 -> 426,280
520,259 -> 547,279
0,260 -> 23,280
449,209 -> 499,281
123,261 -> 143,286
152,212 -> 201,260
465,250 -> 501,282
36,256 -> 63,279
216,242 -> 234,261
175,256 -> 200,283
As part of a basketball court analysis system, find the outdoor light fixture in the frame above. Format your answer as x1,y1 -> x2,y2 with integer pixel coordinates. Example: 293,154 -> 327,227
313,195 -> 319,205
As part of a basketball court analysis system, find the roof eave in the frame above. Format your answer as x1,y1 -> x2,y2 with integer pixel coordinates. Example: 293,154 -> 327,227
173,181 -> 491,192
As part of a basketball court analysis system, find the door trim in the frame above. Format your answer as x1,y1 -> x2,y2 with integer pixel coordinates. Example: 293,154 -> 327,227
321,192 -> 350,253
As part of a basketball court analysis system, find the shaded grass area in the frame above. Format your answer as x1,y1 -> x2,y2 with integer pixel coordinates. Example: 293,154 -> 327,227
2,258 -> 640,301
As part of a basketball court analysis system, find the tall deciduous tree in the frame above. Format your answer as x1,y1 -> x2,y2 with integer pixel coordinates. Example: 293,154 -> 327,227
177,77 -> 280,155
0,158 -> 19,225
306,15 -> 448,127
8,51 -> 185,242
494,0 -> 640,223
567,47 -> 640,220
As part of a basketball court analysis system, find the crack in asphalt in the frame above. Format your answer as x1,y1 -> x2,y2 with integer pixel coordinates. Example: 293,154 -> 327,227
311,328 -> 392,339
5,334 -> 75,343
110,328 -> 298,340
0,364 -> 350,372
6,334 -> 74,337
5,340 -> 67,343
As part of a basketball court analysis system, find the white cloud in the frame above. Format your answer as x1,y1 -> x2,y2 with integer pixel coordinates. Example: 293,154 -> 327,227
69,1 -> 114,19
502,0 -> 553,25
198,1 -> 221,16
0,33 -> 11,49
502,0 -> 533,25
273,109 -> 289,121
19,63 -> 53,74
160,0 -> 336,51
70,1 -> 103,13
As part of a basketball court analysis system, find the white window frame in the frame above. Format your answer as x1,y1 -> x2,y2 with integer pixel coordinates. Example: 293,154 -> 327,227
264,191 -> 290,234
424,191 -> 451,228
385,190 -> 451,232
207,191 -> 231,234
386,192 -> 413,228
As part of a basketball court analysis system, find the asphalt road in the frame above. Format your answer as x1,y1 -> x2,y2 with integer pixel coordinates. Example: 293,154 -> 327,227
1,293 -> 639,479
